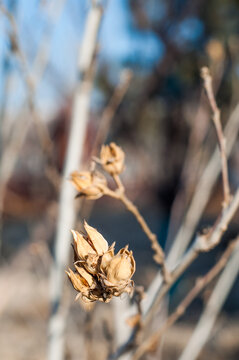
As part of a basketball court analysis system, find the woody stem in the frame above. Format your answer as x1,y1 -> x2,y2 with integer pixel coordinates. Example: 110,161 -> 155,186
119,193 -> 170,281
102,183 -> 170,282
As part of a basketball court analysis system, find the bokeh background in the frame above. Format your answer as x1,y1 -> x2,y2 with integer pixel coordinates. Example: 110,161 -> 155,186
0,0 -> 239,359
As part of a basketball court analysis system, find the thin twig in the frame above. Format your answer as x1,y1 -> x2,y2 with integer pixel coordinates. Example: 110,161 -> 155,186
132,237 -> 239,360
92,69 -> 133,155
201,67 -> 231,206
102,180 -> 170,282
0,4 -> 54,159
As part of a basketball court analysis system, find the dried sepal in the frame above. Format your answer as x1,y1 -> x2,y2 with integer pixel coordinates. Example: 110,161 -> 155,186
71,230 -> 95,259
74,263 -> 95,288
84,221 -> 108,255
100,143 -> 125,175
70,170 -> 107,200
66,268 -> 90,294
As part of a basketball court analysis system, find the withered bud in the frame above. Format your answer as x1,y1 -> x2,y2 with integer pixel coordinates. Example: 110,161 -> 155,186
67,222 -> 136,304
71,171 -> 107,199
72,221 -> 108,260
100,143 -> 125,175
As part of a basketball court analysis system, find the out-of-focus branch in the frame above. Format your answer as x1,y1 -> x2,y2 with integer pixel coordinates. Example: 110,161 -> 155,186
81,69 -> 133,220
179,239 -> 239,360
0,3 -> 62,195
0,4 -> 54,157
201,67 -> 231,206
132,237 -> 239,360
144,186 -> 239,328
92,69 -> 133,154
47,4 -> 103,360
32,0 -> 67,85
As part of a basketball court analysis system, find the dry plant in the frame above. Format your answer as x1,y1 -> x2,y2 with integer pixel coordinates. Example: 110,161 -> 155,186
66,68 -> 239,360
2,2 -> 238,360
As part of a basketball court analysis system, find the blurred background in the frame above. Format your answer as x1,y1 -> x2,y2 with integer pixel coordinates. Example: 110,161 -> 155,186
0,0 -> 239,359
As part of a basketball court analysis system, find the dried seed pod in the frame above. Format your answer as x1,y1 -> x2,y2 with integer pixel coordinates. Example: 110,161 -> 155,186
67,223 -> 135,303
100,143 -> 125,175
71,171 -> 107,199
106,247 -> 135,285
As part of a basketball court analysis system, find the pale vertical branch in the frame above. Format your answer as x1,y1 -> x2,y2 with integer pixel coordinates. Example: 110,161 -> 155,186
179,241 -> 239,360
47,4 -> 103,360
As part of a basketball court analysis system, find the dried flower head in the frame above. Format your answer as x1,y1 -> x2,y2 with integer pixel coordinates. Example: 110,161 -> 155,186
100,142 -> 125,175
66,221 -> 135,303
70,171 -> 107,199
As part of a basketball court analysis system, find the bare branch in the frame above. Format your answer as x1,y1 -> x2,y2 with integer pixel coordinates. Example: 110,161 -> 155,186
201,66 -> 231,206
132,237 -> 239,360
92,69 -> 133,154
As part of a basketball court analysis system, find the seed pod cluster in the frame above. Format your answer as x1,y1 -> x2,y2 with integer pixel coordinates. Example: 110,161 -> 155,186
66,221 -> 135,303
